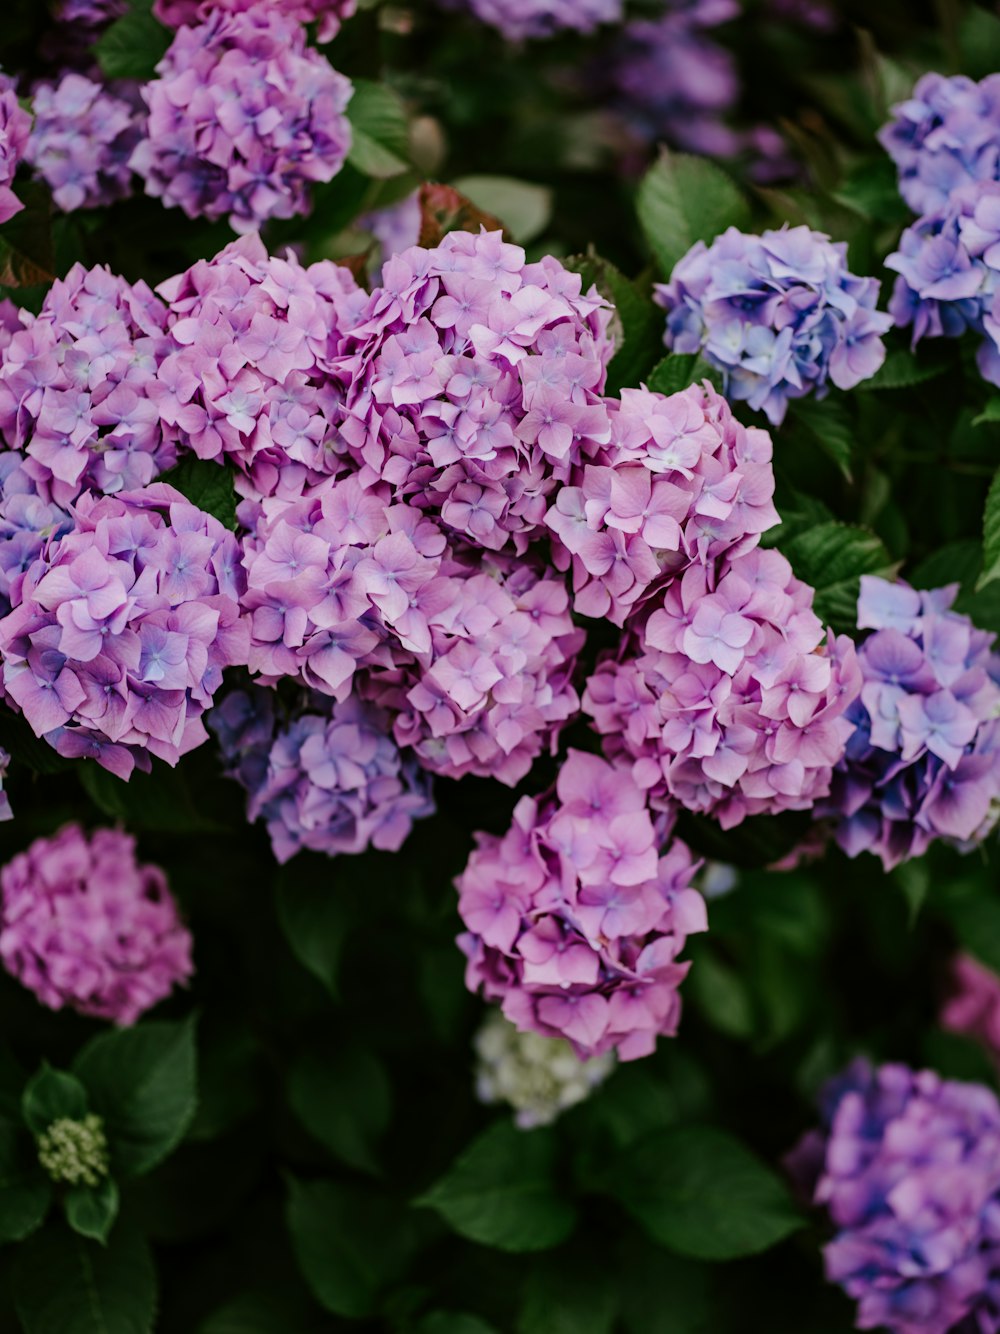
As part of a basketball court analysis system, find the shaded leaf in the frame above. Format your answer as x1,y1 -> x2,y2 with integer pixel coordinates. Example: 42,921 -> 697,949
0,1125 -> 51,1244
287,1044 -> 391,1175
159,457 -> 238,531
94,0 -> 170,81
779,521 -> 897,632
787,397 -> 854,482
275,861 -> 351,998
857,347 -> 952,392
78,763 -> 222,834
637,149 -> 750,278
13,1221 -> 157,1334
977,465 -> 1000,590
22,1067 -> 88,1137
63,1178 -> 119,1246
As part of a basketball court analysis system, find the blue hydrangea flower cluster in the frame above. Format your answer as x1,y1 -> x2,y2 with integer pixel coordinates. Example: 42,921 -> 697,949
654,225 -> 892,425
209,686 -> 435,863
822,576 -> 1000,870
787,1060 -> 1000,1334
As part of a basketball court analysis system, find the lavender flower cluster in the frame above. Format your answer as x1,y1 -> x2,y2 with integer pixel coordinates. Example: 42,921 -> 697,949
788,1060 -> 1000,1334
821,576 -> 1000,870
131,5 -> 354,233
209,686 -> 434,863
457,750 -> 706,1061
0,73 -> 30,227
153,0 -> 357,42
655,225 -> 893,425
0,824 -> 192,1024
25,74 -> 142,213
461,0 -> 622,41
0,485 -> 248,778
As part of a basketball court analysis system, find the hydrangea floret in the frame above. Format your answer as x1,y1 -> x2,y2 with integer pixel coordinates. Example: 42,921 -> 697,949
462,0 -> 622,41
37,1114 -> 109,1187
0,825 -> 193,1024
821,576 -> 1000,869
0,264 -> 176,503
0,72 -> 30,227
654,225 -> 893,425
583,547 -> 862,828
457,749 -> 706,1060
473,1008 -> 615,1129
209,686 -> 435,863
26,74 -> 142,213
0,484 -> 249,778
787,1059 -> 1000,1334
152,0 -> 357,42
132,5 -> 354,233
546,380 -> 780,625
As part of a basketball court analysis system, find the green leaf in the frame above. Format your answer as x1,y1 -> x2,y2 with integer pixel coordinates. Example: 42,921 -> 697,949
686,947 -> 755,1040
517,1252 -> 617,1334
94,0 -> 170,81
159,457 -> 239,531
974,398 -> 1000,426
346,80 -> 410,179
564,252 -> 662,396
646,355 -> 699,396
418,1316 -> 500,1334
286,1177 -> 419,1319
287,1044 -> 391,1175
78,762 -> 223,833
0,1125 -> 52,1243
608,1126 -> 803,1260
450,176 -> 552,244
942,891 -> 1000,977
417,1120 -> 576,1252
275,862 -> 352,998
786,397 -> 854,482
778,520 -> 897,632
977,465 -> 1000,590
22,1067 -> 88,1137
0,182 -> 56,288
64,1178 -> 119,1246
72,1017 -> 197,1179
832,159 -> 912,226
637,149 -> 750,279
894,861 -> 930,926
857,347 -> 951,392
13,1221 -> 157,1334
0,708 -> 73,774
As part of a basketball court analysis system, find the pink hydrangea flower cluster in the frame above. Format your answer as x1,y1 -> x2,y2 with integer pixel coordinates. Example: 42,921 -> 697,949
153,0 -> 357,42
0,485 -> 249,778
26,74 -> 142,213
546,382 -> 780,625
132,5 -> 354,233
0,824 -> 192,1024
241,474 -> 582,784
457,749 -> 706,1060
0,264 -> 176,505
584,548 -> 862,828
0,73 -> 30,227
209,686 -> 434,863
151,234 -> 364,495
334,230 -> 615,555
941,953 -> 1000,1068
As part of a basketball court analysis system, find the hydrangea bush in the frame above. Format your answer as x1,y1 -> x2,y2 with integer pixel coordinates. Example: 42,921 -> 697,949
0,1 -> 996,1330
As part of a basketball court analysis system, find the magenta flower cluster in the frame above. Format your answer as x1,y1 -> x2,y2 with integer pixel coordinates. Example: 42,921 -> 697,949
821,576 -> 1000,870
655,225 -> 893,425
153,0 -> 357,42
584,548 -> 862,829
151,234 -> 363,496
457,750 -> 706,1061
26,74 -> 142,214
546,381 -> 780,625
462,0 -> 622,41
788,1060 -> 1000,1334
132,5 -> 354,233
0,485 -> 249,779
886,181 -> 1000,388
334,230 -> 614,555
880,73 -> 1000,216
0,824 -> 192,1024
0,264 -> 176,504
0,73 -> 30,227
209,685 -> 434,863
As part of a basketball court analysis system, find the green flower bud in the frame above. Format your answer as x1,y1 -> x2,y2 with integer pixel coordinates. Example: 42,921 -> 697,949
36,1114 -> 110,1188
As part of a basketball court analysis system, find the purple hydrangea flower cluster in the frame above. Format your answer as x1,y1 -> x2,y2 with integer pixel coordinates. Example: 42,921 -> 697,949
0,452 -> 73,618
26,74 -> 142,213
787,1060 -> 1000,1334
209,685 -> 434,863
56,0 -> 127,19
462,0 -> 622,41
335,230 -> 614,555
152,234 -> 364,495
0,73 -> 31,227
0,484 -> 249,779
0,264 -> 176,505
132,5 -> 354,233
241,477 -> 582,785
546,381 -> 780,625
457,749 -> 706,1060
655,225 -> 893,425
153,0 -> 357,42
880,73 -> 1000,216
886,182 -> 1000,387
583,548 -> 862,829
0,823 -> 192,1024
821,576 -> 1000,870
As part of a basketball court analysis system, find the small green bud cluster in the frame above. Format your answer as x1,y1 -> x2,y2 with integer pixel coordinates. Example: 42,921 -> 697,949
37,1115 -> 110,1187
